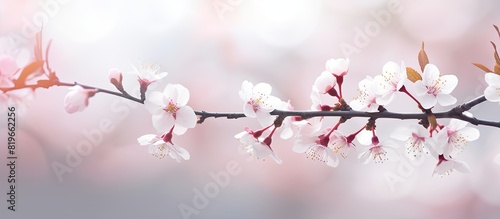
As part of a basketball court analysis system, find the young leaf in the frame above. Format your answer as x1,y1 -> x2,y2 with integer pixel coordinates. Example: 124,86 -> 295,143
491,41 -> 500,66
406,67 -> 422,82
494,25 -> 500,40
418,42 -> 430,72
428,114 -> 438,131
472,63 -> 493,73
16,60 -> 44,84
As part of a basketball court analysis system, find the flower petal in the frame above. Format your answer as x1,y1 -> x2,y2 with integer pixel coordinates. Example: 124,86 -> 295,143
243,103 -> 257,118
152,112 -> 175,133
253,82 -> 272,96
175,106 -> 197,129
419,94 -> 437,109
172,84 -> 190,106
459,127 -> 480,141
145,91 -> 167,115
137,134 -> 158,145
390,127 -> 412,141
436,94 -> 457,106
439,75 -> 458,94
485,73 -> 500,86
423,64 -> 440,86
484,86 -> 500,102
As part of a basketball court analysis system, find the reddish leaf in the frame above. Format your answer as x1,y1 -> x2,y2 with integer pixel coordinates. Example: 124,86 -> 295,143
472,63 -> 493,73
428,114 -> 438,131
406,67 -> 422,83
495,64 -> 500,75
491,41 -> 500,66
494,25 -> 500,40
418,42 -> 430,72
17,60 -> 44,84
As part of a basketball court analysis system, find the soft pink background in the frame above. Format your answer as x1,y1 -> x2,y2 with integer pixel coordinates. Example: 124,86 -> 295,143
1,0 -> 500,218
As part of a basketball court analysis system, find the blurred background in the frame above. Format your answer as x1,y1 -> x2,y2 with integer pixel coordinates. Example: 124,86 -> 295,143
1,0 -> 500,218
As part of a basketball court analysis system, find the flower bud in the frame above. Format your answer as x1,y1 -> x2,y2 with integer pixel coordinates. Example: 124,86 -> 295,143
325,58 -> 349,76
63,85 -> 97,113
108,68 -> 123,90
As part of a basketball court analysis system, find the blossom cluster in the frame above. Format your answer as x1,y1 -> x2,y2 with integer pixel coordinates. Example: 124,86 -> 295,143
233,57 -> 481,176
2,27 -> 500,177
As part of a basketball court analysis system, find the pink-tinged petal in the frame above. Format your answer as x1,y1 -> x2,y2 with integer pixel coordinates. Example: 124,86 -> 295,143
263,95 -> 282,110
293,142 -> 312,153
162,83 -> 176,97
419,94 -> 437,109
314,71 -> 337,93
413,80 -> 428,96
171,84 -> 190,106
453,160 -> 471,173
148,144 -> 157,154
280,126 -> 293,139
173,124 -> 188,135
356,129 -> 372,146
64,86 -> 92,114
432,131 -> 447,155
270,151 -> 283,164
243,103 -> 257,118
240,80 -> 253,100
324,149 -> 339,167
485,73 -> 500,86
397,61 -> 407,89
376,92 -> 396,106
172,144 -> 190,160
484,86 -> 500,102
349,99 -> 364,111
448,118 -> 468,131
153,71 -> 168,81
459,127 -> 480,141
152,112 -> 175,133
442,143 -> 454,159
251,142 -> 272,158
391,127 -> 412,141
145,91 -> 167,114
137,134 -> 158,145
0,55 -> 18,76
434,160 -> 453,176
358,150 -> 372,164
175,106 -> 197,129
256,110 -> 274,127
411,125 -> 428,137
439,75 -> 458,94
384,146 -> 400,161
436,94 -> 457,106
253,82 -> 272,96
108,68 -> 123,84
325,58 -> 349,76
423,64 -> 440,86
235,131 -> 249,139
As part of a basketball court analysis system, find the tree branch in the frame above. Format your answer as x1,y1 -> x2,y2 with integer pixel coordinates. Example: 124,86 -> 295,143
3,81 -> 499,128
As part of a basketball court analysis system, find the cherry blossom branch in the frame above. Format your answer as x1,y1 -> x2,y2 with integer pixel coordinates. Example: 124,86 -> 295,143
3,78 -> 498,128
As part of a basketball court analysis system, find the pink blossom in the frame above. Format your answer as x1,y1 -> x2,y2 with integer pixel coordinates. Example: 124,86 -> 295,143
391,125 -> 431,159
433,116 -> 479,159
144,84 -> 197,135
235,128 -> 282,164
137,134 -> 190,162
414,64 -> 458,109
358,138 -> 399,164
239,80 -> 281,127
374,61 -> 406,105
